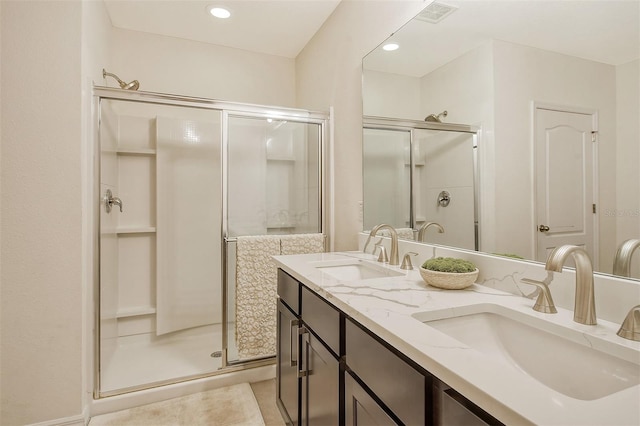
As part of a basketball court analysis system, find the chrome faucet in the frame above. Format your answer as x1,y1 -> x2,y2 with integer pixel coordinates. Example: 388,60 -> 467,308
545,245 -> 597,325
612,239 -> 640,277
364,224 -> 399,266
417,222 -> 444,242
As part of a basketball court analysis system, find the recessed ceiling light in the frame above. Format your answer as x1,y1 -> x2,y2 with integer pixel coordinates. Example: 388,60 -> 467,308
382,43 -> 399,51
208,6 -> 231,19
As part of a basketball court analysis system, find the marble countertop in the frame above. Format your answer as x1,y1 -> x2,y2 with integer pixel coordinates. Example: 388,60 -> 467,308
273,251 -> 640,426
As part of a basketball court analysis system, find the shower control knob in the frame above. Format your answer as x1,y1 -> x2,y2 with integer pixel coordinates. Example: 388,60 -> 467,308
104,189 -> 123,213
438,190 -> 451,207
539,224 -> 550,232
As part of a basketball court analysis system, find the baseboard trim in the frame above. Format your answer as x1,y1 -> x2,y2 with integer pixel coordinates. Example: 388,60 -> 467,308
26,413 -> 85,426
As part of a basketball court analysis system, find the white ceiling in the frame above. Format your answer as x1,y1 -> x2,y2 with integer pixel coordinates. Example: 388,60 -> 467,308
364,0 -> 640,77
103,0 -> 342,58
103,0 -> 639,71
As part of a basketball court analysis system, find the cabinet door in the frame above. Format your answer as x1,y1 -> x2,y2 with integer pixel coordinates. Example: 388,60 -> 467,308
346,319 -> 427,425
345,372 -> 398,426
433,380 -> 500,426
277,300 -> 300,425
300,327 -> 340,426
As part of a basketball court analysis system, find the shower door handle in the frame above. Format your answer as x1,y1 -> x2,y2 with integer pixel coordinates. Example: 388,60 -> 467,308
104,189 -> 123,213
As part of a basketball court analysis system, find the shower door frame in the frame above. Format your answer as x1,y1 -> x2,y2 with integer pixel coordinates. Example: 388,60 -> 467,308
362,116 -> 480,249
93,86 -> 328,398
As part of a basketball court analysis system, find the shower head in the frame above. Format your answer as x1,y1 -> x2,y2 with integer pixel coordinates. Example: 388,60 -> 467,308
102,69 -> 140,91
425,110 -> 448,123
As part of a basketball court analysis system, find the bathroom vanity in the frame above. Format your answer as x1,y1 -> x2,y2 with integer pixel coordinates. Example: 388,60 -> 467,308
274,251 -> 640,426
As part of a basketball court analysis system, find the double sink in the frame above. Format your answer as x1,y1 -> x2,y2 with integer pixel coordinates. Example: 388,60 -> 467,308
313,257 -> 640,401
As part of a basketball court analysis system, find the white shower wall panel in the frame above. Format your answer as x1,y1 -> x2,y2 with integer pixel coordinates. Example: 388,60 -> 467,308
118,114 -> 156,150
117,234 -> 156,318
421,186 -> 475,250
99,101 -> 120,365
228,122 -> 268,236
117,155 -> 156,229
266,161 -> 294,228
415,130 -> 475,249
117,314 -> 156,338
100,183 -> 119,348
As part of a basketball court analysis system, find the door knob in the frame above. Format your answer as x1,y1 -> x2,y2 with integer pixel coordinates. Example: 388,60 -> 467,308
539,224 -> 550,232
104,189 -> 123,213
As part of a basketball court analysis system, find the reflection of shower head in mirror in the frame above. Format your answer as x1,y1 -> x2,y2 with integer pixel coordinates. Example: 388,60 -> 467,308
102,68 -> 140,91
425,110 -> 448,122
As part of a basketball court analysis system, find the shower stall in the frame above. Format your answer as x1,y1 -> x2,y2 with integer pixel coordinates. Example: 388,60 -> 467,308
362,116 -> 479,249
95,87 -> 327,397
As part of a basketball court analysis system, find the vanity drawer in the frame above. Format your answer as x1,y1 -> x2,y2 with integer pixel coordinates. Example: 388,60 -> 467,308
301,285 -> 341,356
277,269 -> 300,315
346,319 -> 427,426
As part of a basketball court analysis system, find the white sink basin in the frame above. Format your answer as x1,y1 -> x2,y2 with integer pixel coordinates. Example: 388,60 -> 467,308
413,304 -> 640,400
313,259 -> 403,281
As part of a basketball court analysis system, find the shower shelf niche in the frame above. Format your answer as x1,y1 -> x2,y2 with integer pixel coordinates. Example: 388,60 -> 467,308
116,306 -> 157,319
116,148 -> 157,156
116,227 -> 157,235
266,156 -> 296,162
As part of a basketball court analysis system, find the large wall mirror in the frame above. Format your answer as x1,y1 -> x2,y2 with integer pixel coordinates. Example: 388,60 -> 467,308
362,0 -> 640,279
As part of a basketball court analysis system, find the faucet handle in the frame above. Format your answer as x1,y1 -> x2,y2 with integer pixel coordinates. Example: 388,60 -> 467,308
521,278 -> 557,314
401,252 -> 418,270
617,305 -> 640,341
375,245 -> 389,263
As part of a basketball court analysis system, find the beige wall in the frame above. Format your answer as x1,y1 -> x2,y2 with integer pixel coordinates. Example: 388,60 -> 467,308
1,1 -> 85,424
363,70 -> 421,119
108,28 -> 296,107
295,0 -> 426,251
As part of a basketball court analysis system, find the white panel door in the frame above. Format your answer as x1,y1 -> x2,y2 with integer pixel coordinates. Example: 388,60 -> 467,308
535,107 -> 596,265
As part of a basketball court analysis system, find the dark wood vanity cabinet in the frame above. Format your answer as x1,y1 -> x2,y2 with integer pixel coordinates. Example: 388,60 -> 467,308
276,270 -> 340,426
345,318 -> 429,425
276,268 -> 500,426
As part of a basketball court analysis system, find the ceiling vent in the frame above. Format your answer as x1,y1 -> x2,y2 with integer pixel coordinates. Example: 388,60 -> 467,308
415,2 -> 458,24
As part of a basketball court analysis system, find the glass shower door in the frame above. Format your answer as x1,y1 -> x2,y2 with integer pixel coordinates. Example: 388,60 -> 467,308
362,128 -> 412,231
98,99 -> 223,396
225,114 -> 323,364
226,115 -> 322,237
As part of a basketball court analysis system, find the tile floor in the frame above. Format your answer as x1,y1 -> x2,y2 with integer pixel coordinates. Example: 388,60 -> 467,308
250,379 -> 286,426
